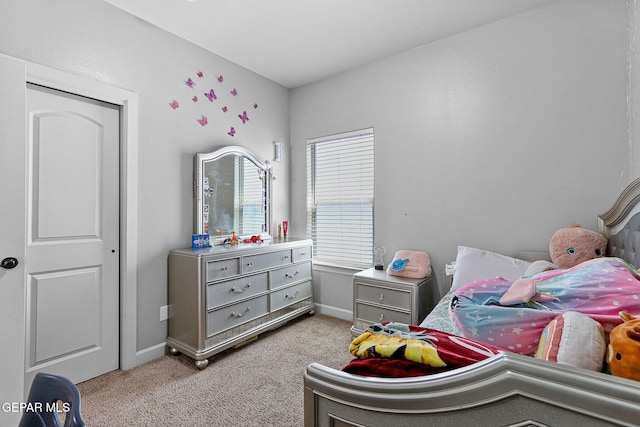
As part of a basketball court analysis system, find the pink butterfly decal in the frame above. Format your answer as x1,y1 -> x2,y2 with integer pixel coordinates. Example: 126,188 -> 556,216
238,111 -> 249,124
204,89 -> 217,102
197,71 -> 204,78
228,127 -> 236,137
230,88 -> 237,96
192,96 -> 198,102
169,100 -> 179,109
217,75 -> 224,83
221,106 -> 228,113
186,78 -> 195,88
253,103 -> 258,109
197,115 -> 208,126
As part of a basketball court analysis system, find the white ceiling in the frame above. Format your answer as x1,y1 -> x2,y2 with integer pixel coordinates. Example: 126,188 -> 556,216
103,0 -> 554,89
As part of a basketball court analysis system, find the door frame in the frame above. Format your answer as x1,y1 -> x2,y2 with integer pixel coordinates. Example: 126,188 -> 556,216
6,53 -> 141,371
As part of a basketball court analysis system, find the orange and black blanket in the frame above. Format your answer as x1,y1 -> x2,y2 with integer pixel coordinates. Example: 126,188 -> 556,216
343,322 -> 506,377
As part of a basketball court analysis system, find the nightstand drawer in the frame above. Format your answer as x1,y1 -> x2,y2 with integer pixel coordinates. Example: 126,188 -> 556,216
206,272 -> 268,310
355,283 -> 411,309
292,246 -> 312,263
206,295 -> 268,336
355,302 -> 411,325
243,250 -> 292,273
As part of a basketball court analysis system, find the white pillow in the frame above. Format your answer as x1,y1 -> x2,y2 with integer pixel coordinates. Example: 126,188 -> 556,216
451,246 -> 531,291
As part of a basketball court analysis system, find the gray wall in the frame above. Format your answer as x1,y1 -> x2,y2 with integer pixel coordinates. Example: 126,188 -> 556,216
0,0 -> 291,355
290,0 -> 631,317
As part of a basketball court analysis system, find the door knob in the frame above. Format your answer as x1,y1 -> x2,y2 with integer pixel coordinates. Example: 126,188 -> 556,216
1,257 -> 18,269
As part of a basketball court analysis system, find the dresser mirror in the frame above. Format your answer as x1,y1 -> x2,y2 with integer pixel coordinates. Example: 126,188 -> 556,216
194,146 -> 271,243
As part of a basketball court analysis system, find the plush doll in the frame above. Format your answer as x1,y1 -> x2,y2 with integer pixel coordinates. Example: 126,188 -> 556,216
549,225 -> 607,269
607,311 -> 640,381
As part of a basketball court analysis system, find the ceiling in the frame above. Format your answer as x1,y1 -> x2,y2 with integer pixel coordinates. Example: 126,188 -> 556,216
103,0 -> 554,89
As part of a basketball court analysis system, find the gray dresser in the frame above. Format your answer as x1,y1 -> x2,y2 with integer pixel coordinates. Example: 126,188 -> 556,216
167,238 -> 314,369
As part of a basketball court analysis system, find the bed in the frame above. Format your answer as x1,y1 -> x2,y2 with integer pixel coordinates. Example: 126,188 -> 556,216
304,177 -> 640,427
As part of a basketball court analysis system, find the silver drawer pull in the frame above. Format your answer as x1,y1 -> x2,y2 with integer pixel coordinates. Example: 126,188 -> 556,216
246,262 -> 254,267
221,266 -> 228,271
300,252 -> 306,256
379,313 -> 384,321
285,271 -> 299,278
378,293 -> 384,301
285,291 -> 299,299
283,255 -> 290,259
230,283 -> 251,294
231,306 -> 251,318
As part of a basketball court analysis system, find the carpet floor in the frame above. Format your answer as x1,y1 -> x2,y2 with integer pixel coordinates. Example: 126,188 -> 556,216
76,314 -> 354,427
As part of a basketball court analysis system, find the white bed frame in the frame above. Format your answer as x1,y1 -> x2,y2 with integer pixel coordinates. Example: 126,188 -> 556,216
304,177 -> 640,427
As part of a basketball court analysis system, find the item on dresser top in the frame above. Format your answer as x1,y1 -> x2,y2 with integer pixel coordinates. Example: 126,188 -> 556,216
450,257 -> 640,354
344,322 -> 504,377
607,311 -> 640,381
386,250 -> 431,278
192,234 -> 211,248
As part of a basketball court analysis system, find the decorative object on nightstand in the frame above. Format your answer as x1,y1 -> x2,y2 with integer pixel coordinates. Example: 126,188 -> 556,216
373,246 -> 386,270
351,267 -> 433,336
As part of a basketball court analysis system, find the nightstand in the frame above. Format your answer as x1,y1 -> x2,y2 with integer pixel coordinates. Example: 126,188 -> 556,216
351,267 -> 433,336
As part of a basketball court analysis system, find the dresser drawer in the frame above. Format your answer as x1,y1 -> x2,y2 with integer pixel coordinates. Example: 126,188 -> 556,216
242,250 -> 292,274
206,295 -> 268,336
355,302 -> 411,325
270,281 -> 312,311
355,283 -> 410,309
206,273 -> 268,310
206,257 -> 240,282
292,246 -> 312,263
270,262 -> 311,289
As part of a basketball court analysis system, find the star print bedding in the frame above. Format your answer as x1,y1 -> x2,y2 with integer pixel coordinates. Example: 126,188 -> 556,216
449,257 -> 640,354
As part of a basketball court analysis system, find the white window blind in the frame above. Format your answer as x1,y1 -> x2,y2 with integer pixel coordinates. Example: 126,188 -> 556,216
307,128 -> 374,268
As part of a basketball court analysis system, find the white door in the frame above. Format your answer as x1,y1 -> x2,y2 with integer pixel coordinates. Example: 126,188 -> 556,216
23,83 -> 121,387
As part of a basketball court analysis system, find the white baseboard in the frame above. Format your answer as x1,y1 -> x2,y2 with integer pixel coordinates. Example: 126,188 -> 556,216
131,342 -> 166,368
314,303 -> 352,322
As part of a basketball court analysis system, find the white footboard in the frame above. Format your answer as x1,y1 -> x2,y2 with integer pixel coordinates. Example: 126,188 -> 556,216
304,353 -> 640,427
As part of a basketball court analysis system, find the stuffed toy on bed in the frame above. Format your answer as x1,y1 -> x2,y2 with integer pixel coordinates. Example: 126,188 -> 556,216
607,311 -> 640,381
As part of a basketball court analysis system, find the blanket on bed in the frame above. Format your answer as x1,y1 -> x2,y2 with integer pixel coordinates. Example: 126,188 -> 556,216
450,257 -> 640,354
343,323 -> 504,377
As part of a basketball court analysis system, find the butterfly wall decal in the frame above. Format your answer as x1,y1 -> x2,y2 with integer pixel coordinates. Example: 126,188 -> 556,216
222,106 -> 228,113
185,78 -> 195,88
169,100 -> 179,109
230,88 -> 237,96
197,115 -> 208,126
238,111 -> 249,124
253,103 -> 258,109
228,127 -> 236,137
197,71 -> 204,78
218,75 -> 224,83
205,89 -> 217,102
192,96 -> 198,102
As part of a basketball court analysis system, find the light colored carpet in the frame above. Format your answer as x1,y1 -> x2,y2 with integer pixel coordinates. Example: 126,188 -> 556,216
77,314 -> 354,427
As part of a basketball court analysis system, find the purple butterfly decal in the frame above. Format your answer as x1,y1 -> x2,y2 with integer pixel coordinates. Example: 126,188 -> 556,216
192,96 -> 198,103
230,88 -> 237,96
197,71 -> 204,78
204,89 -> 217,102
197,115 -> 208,126
253,103 -> 258,109
238,111 -> 249,124
228,127 -> 236,137
186,78 -> 195,88
218,75 -> 224,83
169,100 -> 179,109
221,106 -> 228,113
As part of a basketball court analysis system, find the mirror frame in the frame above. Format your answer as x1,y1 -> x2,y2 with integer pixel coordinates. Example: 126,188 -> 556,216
194,145 -> 272,244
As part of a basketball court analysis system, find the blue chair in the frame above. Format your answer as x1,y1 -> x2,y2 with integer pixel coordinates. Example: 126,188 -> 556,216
18,372 -> 86,427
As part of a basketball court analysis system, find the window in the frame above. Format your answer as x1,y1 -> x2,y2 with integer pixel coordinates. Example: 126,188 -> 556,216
307,128 -> 374,268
